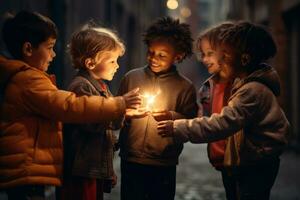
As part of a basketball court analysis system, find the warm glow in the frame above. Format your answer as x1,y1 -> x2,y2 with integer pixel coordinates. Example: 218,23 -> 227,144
167,0 -> 178,10
142,90 -> 161,111
180,7 -> 191,18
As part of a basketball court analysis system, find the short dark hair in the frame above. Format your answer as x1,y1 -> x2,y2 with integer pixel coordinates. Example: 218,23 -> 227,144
2,11 -> 58,59
143,16 -> 193,61
219,21 -> 277,71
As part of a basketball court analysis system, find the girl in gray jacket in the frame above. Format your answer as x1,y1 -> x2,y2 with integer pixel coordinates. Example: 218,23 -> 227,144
157,21 -> 290,200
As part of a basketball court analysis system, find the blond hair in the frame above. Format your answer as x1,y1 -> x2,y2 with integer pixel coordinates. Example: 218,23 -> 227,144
69,25 -> 125,69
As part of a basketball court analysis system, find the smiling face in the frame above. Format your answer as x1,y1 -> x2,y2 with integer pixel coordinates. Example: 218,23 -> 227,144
147,40 -> 183,73
23,37 -> 56,72
87,49 -> 121,81
199,39 -> 221,75
218,45 -> 241,80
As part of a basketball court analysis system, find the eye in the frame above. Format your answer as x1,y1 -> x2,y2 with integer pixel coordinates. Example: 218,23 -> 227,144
207,51 -> 215,56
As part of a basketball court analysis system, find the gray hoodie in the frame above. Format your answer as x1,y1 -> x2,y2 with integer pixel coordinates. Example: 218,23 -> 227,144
118,65 -> 197,166
173,64 -> 290,166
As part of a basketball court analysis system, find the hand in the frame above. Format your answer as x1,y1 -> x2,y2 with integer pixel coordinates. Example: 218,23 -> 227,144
112,172 -> 117,188
123,88 -> 141,109
125,108 -> 149,119
152,110 -> 172,121
157,120 -> 174,137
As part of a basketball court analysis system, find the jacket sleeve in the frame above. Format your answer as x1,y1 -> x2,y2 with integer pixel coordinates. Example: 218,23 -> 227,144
172,84 -> 198,120
22,70 -> 126,123
172,84 -> 260,144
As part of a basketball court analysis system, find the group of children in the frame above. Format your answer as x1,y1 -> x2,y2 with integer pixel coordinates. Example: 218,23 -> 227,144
0,10 -> 289,200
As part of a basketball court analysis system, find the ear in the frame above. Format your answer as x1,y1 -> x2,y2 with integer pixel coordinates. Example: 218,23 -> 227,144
22,42 -> 33,57
85,58 -> 96,70
175,53 -> 185,63
241,53 -> 251,66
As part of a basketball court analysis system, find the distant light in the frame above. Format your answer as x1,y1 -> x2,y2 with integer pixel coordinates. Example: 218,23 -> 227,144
167,0 -> 178,10
180,7 -> 191,18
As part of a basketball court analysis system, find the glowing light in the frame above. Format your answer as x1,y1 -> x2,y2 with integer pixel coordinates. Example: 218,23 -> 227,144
142,90 -> 161,111
167,0 -> 178,10
180,7 -> 191,18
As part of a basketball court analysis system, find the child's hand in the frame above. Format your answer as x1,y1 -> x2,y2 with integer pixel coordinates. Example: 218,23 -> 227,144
125,108 -> 149,119
152,110 -> 172,121
112,172 -> 117,188
123,88 -> 141,109
157,120 -> 174,137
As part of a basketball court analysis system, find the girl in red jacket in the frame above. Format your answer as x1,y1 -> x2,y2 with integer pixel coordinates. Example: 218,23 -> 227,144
196,22 -> 237,200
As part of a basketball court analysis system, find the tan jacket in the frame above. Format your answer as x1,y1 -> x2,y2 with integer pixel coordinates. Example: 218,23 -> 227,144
173,65 -> 290,166
0,56 -> 125,188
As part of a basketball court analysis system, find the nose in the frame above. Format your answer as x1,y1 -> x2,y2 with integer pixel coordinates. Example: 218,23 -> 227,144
202,56 -> 209,64
115,63 -> 119,70
148,55 -> 157,63
52,50 -> 56,58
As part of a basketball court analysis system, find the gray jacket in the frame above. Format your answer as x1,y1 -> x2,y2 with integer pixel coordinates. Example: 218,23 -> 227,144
63,70 -> 121,179
173,64 -> 290,166
118,65 -> 197,166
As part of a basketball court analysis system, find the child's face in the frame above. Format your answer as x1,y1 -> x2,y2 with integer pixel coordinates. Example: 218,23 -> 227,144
88,49 -> 121,81
218,46 -> 239,80
199,39 -> 221,74
23,37 -> 56,72
147,40 -> 182,73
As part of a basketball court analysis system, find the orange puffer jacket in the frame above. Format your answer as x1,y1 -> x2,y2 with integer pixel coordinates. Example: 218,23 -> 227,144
0,56 -> 125,188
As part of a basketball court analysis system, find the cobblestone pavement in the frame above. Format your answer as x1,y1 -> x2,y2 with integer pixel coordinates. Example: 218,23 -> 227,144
106,143 -> 300,200
1,144 -> 299,200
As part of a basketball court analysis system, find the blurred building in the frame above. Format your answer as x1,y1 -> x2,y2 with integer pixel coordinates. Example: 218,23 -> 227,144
225,0 -> 300,144
0,0 -> 166,92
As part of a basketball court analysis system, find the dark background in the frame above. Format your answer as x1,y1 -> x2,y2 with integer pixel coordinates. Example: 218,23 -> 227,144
0,0 -> 299,199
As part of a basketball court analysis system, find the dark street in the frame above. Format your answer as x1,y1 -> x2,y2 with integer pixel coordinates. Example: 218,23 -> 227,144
107,144 -> 300,200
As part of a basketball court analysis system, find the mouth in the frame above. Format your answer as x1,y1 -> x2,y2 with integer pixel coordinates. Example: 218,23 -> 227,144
149,62 -> 160,68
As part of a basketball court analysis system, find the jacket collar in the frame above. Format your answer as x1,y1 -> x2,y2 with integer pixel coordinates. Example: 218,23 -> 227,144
77,69 -> 109,97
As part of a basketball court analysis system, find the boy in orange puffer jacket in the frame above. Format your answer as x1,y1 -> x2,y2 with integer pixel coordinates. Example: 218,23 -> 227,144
0,11 -> 141,199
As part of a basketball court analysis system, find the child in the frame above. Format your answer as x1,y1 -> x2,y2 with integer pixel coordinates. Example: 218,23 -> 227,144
0,11 -> 140,199
62,25 -> 127,200
117,16 -> 198,200
196,22 -> 238,200
158,21 -> 290,200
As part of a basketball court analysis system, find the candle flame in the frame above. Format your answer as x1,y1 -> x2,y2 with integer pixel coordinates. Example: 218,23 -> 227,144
142,90 -> 160,111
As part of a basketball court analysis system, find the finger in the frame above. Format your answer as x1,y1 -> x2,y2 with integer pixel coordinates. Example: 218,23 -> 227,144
128,87 -> 140,95
128,96 -> 142,102
158,121 -> 168,126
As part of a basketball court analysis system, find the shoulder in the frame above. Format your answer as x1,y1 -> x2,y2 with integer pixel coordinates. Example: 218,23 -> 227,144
231,81 -> 274,105
175,72 -> 194,88
14,67 -> 56,89
123,67 -> 145,78
68,76 -> 95,95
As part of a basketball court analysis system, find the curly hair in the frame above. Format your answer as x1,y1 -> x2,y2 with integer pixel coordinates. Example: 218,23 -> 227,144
196,22 -> 235,52
69,24 -> 125,69
143,16 -> 193,61
219,21 -> 277,71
